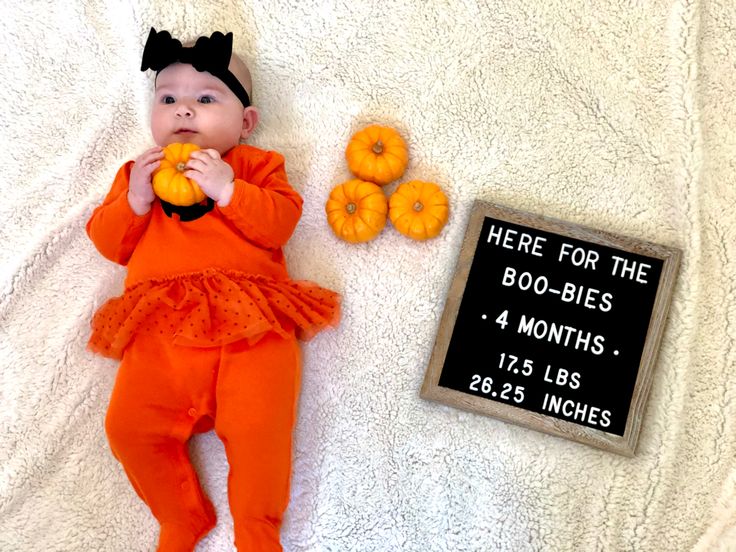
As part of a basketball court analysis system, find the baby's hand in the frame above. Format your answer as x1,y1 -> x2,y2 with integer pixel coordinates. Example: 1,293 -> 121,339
128,146 -> 163,215
185,149 -> 235,206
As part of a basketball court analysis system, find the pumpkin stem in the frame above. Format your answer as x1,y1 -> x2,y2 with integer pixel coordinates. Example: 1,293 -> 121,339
372,140 -> 384,155
176,162 -> 187,172
413,201 -> 424,212
346,202 -> 357,215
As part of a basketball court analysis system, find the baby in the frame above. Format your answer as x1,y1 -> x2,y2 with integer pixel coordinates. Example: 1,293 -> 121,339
87,28 -> 339,552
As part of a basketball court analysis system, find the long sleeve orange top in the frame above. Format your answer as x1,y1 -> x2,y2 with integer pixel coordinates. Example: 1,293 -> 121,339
87,144 -> 339,359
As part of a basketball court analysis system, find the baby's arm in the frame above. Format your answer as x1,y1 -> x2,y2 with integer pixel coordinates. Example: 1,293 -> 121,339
86,149 -> 161,265
216,150 -> 303,249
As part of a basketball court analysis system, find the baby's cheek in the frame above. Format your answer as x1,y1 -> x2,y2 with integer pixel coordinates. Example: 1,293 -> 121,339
149,111 -> 169,146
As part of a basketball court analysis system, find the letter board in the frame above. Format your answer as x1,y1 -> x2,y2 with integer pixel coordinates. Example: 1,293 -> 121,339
421,201 -> 681,455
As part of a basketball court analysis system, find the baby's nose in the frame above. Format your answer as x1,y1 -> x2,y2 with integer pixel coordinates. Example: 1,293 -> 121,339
175,103 -> 194,117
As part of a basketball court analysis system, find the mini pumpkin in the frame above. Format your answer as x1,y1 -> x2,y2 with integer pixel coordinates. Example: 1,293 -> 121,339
152,143 -> 205,206
388,180 -> 449,240
325,179 -> 388,243
345,125 -> 409,186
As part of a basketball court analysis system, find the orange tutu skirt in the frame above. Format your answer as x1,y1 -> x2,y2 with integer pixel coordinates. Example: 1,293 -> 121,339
89,268 -> 340,359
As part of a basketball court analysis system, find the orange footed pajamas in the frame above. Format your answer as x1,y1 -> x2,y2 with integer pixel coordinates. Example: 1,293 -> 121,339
106,331 -> 301,551
87,144 -> 339,551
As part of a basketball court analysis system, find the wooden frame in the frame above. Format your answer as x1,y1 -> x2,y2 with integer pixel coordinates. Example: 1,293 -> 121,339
420,201 -> 681,456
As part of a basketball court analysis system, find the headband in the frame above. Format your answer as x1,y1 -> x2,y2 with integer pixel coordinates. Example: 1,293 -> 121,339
141,28 -> 251,108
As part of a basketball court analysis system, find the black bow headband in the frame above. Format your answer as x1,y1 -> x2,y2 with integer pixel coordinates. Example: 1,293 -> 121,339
141,28 -> 250,108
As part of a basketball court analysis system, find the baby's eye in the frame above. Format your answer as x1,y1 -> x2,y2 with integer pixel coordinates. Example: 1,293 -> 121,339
161,95 -> 175,104
198,95 -> 214,104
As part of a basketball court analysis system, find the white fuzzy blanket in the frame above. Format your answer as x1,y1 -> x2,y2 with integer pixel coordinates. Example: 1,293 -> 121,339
2,1 -> 735,551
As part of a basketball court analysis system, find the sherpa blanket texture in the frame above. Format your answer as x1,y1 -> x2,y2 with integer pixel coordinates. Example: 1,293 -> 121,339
1,1 -> 735,551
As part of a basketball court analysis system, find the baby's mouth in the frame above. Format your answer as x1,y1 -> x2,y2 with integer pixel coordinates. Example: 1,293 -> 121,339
175,128 -> 197,134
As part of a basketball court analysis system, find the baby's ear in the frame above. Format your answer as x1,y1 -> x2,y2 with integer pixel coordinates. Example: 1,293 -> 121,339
240,106 -> 260,142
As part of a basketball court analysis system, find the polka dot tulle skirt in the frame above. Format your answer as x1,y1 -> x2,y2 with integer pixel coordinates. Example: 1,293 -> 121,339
89,269 -> 340,359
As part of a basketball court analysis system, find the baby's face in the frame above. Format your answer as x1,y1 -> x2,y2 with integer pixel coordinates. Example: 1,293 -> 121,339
151,63 -> 247,154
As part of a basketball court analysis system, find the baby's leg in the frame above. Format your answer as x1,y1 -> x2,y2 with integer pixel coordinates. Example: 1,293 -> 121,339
215,333 -> 302,552
105,334 -> 218,552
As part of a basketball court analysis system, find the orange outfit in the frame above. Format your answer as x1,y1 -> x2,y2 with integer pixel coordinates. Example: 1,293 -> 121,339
87,144 -> 339,551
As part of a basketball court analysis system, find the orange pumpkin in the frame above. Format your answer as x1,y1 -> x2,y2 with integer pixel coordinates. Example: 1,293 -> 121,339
388,181 -> 449,240
325,179 -> 388,243
345,125 -> 408,186
152,143 -> 204,206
